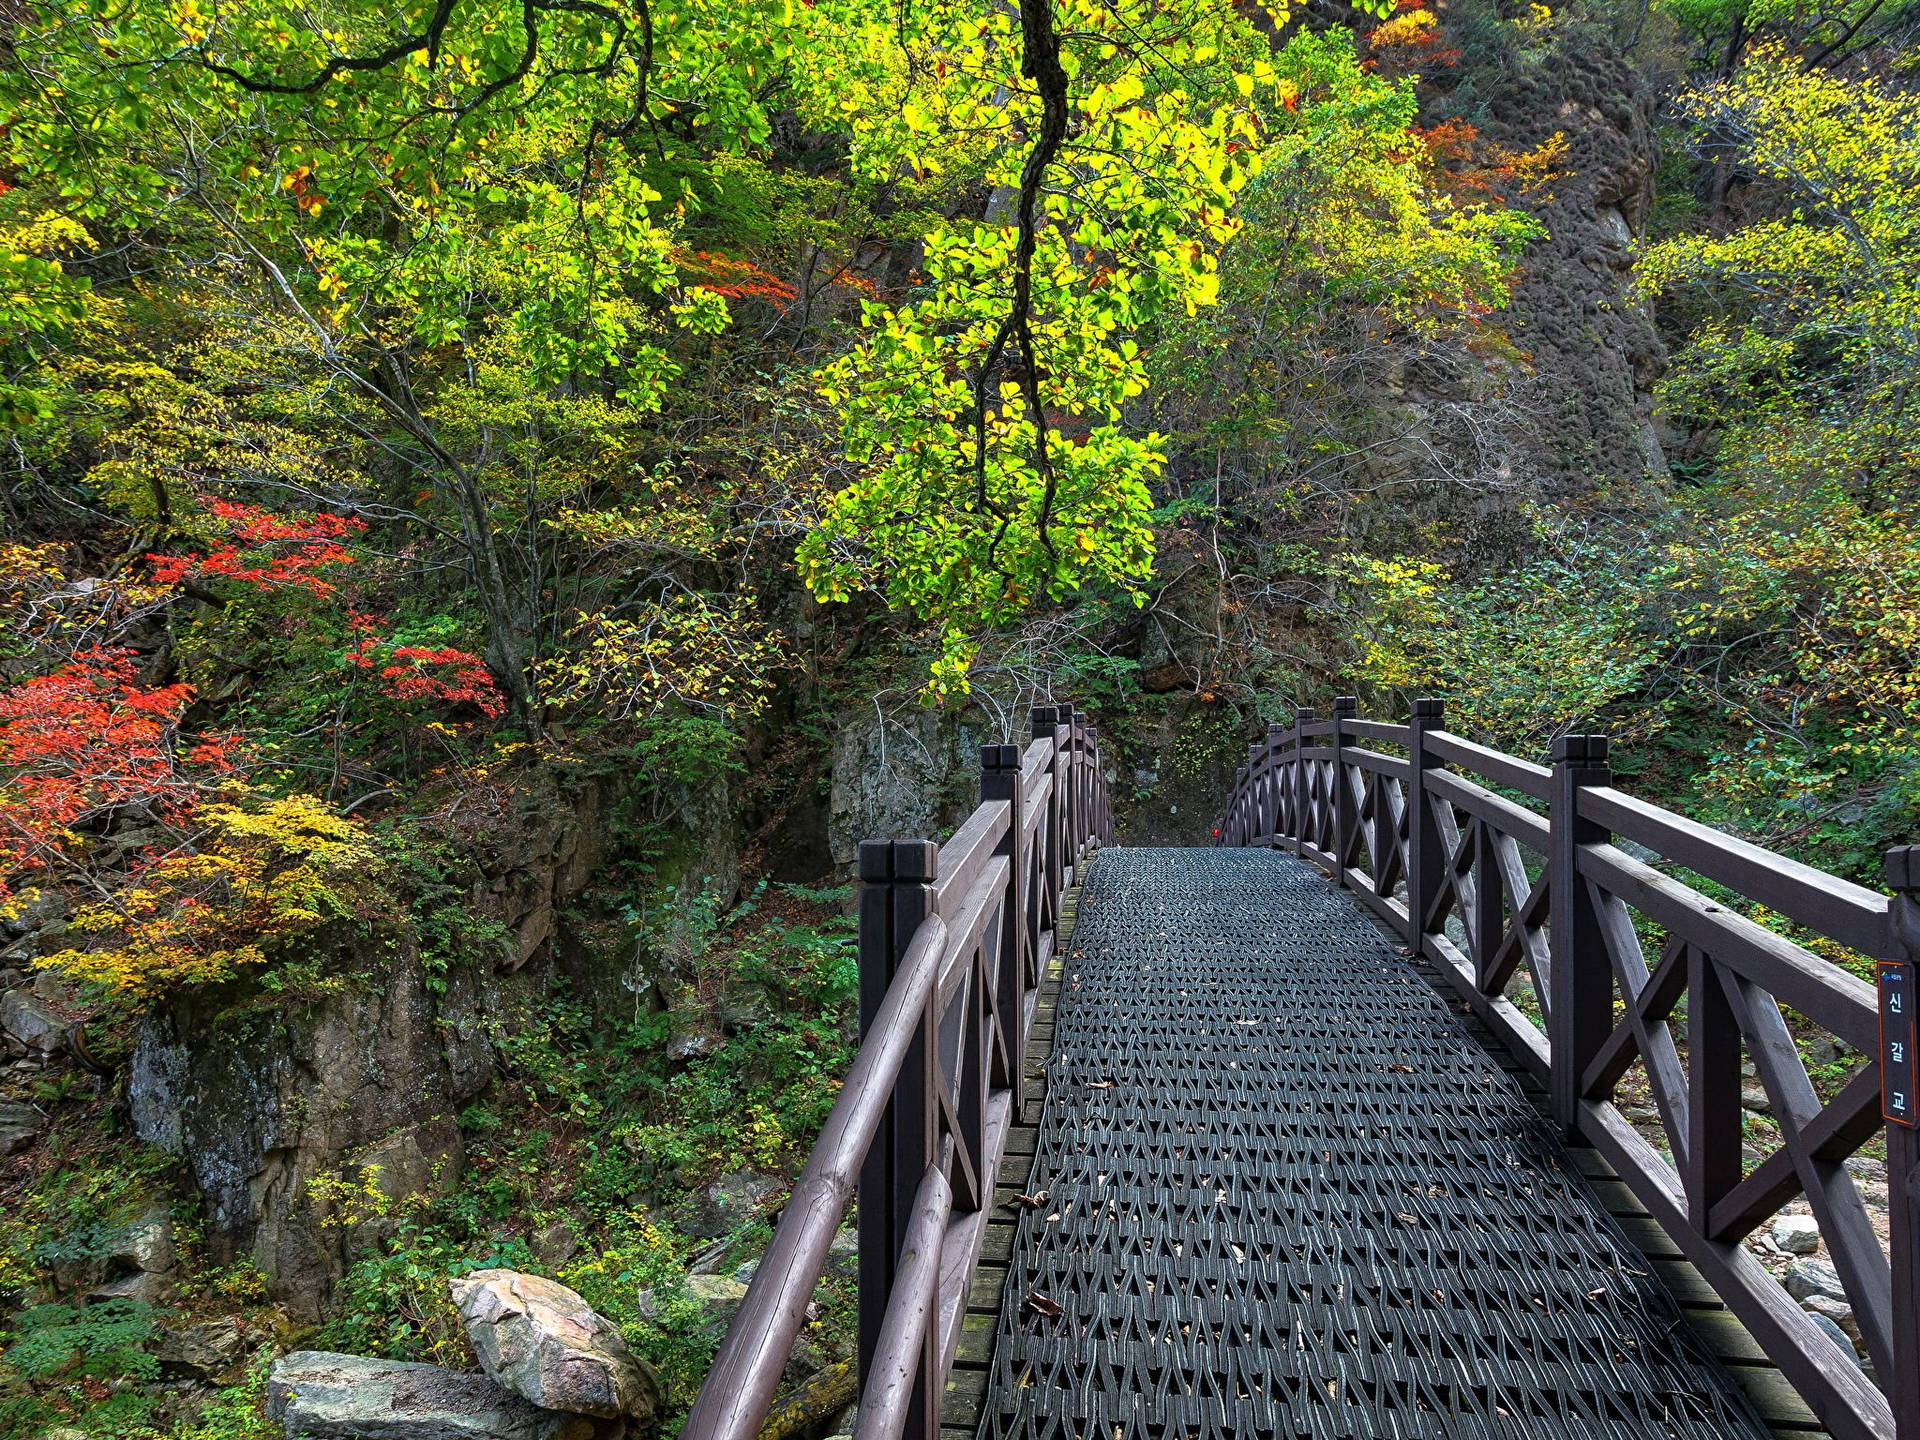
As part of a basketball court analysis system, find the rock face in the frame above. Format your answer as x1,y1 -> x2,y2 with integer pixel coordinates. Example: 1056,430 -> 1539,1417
826,707 -> 983,867
121,764 -> 641,1318
1444,4 -> 1667,496
127,953 -> 475,1318
267,1351 -> 590,1440
450,1270 -> 660,1422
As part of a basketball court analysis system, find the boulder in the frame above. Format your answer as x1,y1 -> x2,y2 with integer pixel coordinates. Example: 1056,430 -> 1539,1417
1,990 -> 64,1053
57,1205 -> 179,1298
1805,1036 -> 1849,1068
89,1271 -> 178,1306
154,1317 -> 247,1379
449,1270 -> 658,1422
112,1206 -> 177,1274
633,1273 -> 747,1329
1804,1310 -> 1862,1367
1783,1258 -> 1846,1303
680,1171 -> 781,1237
3,889 -> 67,938
665,1030 -> 720,1064
1770,1215 -> 1819,1256
267,1351 -> 590,1440
0,1100 -> 44,1155
530,1220 -> 578,1268
1803,1293 -> 1860,1342
783,1335 -> 829,1386
1845,1155 -> 1887,1182
687,1273 -> 749,1325
826,1226 -> 858,1281
715,982 -> 777,1035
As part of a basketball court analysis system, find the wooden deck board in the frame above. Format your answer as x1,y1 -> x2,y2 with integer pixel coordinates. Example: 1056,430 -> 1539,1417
939,884 -> 1078,1435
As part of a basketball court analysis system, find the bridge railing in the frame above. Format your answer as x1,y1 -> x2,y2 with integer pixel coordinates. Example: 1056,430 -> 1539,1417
1217,696 -> 1920,1440
681,704 -> 1113,1440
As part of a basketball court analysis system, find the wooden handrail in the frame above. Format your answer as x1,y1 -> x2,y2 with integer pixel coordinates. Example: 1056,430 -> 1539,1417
681,703 -> 1114,1440
678,912 -> 947,1440
1215,697 -> 1918,1440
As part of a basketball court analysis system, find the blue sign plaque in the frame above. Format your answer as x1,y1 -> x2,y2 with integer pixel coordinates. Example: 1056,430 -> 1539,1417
1882,958 -> 1917,1127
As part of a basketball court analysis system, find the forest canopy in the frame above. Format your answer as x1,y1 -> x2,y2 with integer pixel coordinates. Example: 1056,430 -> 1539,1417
0,0 -> 1555,994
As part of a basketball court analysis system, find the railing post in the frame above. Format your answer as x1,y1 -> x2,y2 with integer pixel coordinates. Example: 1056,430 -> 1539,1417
1330,696 -> 1357,881
1405,698 -> 1444,949
1882,847 -> 1920,1440
855,838 -> 939,1437
1246,741 -> 1263,845
1261,723 -> 1284,845
1058,702 -> 1079,869
1549,734 -> 1611,1134
983,743 -> 1026,1101
855,839 -> 894,1391
1292,707 -> 1315,859
1086,723 -> 1103,849
1686,934 -> 1743,1240
1032,705 -> 1064,912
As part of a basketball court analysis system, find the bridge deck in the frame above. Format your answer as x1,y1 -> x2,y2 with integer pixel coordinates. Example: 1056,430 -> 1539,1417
962,847 -> 1779,1440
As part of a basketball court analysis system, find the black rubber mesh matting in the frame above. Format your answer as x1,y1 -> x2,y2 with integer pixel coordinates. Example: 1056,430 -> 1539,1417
981,847 -> 1769,1440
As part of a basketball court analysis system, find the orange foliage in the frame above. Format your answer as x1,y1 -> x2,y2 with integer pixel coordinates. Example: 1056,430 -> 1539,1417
148,500 -> 364,597
0,648 -> 246,891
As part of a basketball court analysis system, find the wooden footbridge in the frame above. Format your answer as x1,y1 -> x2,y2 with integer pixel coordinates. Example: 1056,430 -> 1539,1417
681,700 -> 1920,1440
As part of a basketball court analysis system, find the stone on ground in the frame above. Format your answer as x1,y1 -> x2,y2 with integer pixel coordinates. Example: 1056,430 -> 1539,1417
1803,1310 -> 1862,1367
530,1219 -> 578,1267
1769,1214 -> 1819,1255
826,1226 -> 857,1280
1782,1258 -> 1846,1302
267,1351 -> 591,1440
0,1100 -> 43,1154
449,1269 -> 659,1421
679,1170 -> 781,1237
154,1317 -> 246,1379
0,989 -> 64,1052
1802,1293 -> 1860,1342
